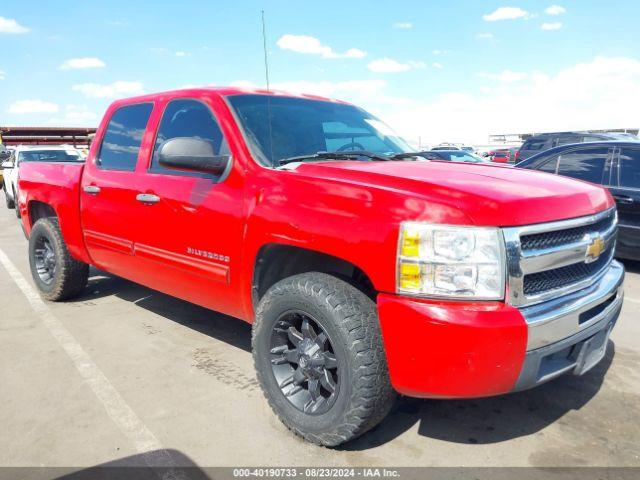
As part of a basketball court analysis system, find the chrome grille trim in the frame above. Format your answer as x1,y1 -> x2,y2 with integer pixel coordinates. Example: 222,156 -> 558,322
503,208 -> 617,307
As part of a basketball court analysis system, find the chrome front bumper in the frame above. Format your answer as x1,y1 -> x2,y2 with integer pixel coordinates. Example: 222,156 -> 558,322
521,260 -> 624,351
512,260 -> 624,391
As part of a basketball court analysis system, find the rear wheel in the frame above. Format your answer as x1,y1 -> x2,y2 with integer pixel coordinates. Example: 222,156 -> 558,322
252,272 -> 396,446
29,217 -> 89,301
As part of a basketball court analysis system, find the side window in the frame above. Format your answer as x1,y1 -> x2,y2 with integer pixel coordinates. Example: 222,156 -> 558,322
537,155 -> 559,173
556,148 -> 608,184
523,140 -> 546,151
556,135 -> 580,147
150,99 -> 229,176
619,148 -> 640,189
97,103 -> 153,171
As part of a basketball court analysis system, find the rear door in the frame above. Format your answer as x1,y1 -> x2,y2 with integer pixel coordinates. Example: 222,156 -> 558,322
610,147 -> 640,259
80,102 -> 154,277
131,96 -> 245,318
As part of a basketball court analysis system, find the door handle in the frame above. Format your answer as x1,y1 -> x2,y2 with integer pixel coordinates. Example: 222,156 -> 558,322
612,195 -> 634,204
136,193 -> 160,205
83,185 -> 101,195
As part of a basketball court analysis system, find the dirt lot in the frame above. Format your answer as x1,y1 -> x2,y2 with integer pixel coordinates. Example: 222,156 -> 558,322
0,207 -> 639,470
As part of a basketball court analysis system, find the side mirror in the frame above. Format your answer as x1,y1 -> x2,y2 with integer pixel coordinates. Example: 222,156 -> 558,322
158,137 -> 230,175
1,160 -> 14,169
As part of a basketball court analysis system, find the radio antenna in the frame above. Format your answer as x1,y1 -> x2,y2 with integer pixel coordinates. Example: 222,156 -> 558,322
261,10 -> 271,91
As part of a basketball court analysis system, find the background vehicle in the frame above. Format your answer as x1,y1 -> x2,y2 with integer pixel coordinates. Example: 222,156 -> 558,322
2,146 -> 82,212
517,140 -> 640,260
516,131 -> 638,162
16,87 -> 624,447
484,148 -> 510,163
417,150 -> 489,163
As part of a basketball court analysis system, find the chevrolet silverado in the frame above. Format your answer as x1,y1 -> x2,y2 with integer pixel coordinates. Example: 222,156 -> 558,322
17,87 -> 624,446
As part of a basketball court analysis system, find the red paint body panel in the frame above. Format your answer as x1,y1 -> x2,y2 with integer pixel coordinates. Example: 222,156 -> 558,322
18,162 -> 92,264
377,294 -> 528,398
15,87 -> 615,398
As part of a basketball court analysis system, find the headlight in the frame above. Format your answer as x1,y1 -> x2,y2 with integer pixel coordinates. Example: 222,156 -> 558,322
397,222 -> 506,300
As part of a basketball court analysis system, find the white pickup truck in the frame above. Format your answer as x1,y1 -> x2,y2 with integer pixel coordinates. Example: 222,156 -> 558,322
2,145 -> 83,213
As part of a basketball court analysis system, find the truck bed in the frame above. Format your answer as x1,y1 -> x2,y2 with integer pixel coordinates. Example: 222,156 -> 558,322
18,161 -> 90,263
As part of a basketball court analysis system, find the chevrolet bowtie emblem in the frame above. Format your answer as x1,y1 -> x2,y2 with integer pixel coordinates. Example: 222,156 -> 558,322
585,235 -> 605,263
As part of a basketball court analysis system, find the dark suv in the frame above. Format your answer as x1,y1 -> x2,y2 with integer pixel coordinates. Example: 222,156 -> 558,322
517,132 -> 637,162
517,141 -> 640,261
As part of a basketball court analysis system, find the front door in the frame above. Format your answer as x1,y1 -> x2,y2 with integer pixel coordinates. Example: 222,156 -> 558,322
131,96 -> 245,318
610,147 -> 640,260
80,102 -> 154,278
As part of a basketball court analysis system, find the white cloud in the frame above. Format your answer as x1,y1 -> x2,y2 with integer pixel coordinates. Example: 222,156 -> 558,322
432,62 -> 444,70
545,5 -> 566,15
72,81 -> 144,98
380,56 -> 640,145
0,69 -> 5,80
276,34 -> 366,59
541,22 -> 563,30
367,58 -> 425,73
175,51 -> 191,57
476,32 -> 494,39
48,105 -> 99,125
8,99 -> 59,114
432,50 -> 451,55
483,7 -> 531,21
60,57 -> 106,70
230,80 -> 259,89
393,22 -> 413,29
477,70 -> 527,83
0,16 -> 29,34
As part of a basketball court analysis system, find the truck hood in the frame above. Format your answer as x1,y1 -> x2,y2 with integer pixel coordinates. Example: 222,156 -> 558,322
288,160 -> 614,227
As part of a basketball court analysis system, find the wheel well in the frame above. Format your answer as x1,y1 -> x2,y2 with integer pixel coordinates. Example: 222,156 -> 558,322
252,244 -> 376,308
29,201 -> 57,226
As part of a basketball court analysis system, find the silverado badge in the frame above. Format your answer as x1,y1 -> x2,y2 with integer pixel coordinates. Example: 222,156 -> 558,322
585,235 -> 605,264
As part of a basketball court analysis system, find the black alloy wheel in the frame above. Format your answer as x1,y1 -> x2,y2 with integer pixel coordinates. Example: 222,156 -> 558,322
269,311 -> 339,415
33,236 -> 57,285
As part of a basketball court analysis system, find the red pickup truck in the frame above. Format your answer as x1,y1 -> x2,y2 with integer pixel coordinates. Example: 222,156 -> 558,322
17,87 -> 624,446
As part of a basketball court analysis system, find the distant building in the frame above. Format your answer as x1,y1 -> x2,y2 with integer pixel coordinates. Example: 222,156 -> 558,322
0,126 -> 97,147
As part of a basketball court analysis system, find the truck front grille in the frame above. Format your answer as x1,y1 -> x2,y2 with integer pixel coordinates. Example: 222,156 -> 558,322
520,215 -> 615,251
503,208 -> 617,307
522,248 -> 613,296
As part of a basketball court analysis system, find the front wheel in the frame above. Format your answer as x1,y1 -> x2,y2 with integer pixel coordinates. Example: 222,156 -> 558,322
13,187 -> 20,218
28,217 -> 89,301
252,272 -> 396,446
4,184 -> 15,209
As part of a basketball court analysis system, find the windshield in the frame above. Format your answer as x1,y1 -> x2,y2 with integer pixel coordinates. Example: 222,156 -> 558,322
19,149 -> 82,162
227,94 -> 412,166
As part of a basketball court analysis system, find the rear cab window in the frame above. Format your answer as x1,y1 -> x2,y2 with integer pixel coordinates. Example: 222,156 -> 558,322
96,103 -> 153,171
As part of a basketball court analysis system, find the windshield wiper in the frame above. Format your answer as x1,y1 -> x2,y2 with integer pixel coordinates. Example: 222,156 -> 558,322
389,152 -> 426,159
278,150 -> 392,166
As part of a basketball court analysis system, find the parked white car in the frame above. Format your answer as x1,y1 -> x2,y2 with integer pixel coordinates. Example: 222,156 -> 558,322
2,145 -> 83,214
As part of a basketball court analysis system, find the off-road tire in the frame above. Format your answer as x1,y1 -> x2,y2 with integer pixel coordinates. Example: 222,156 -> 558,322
4,185 -> 14,209
252,272 -> 396,447
29,217 -> 89,301
13,187 -> 20,218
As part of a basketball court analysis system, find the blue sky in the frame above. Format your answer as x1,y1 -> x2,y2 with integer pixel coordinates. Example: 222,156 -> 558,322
2,1 -> 640,144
